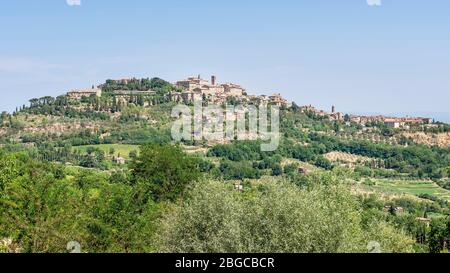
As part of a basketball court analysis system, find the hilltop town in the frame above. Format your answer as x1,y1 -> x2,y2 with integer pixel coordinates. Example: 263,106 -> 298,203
1,74 -> 447,153
66,75 -> 290,108
4,0 -> 450,257
1,74 -> 449,255
65,74 -> 437,130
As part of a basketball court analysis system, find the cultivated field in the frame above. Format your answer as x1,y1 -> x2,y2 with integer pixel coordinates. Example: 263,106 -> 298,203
402,132 -> 450,148
183,146 -> 209,155
281,158 -> 320,172
370,179 -> 450,201
324,151 -> 372,163
73,144 -> 140,159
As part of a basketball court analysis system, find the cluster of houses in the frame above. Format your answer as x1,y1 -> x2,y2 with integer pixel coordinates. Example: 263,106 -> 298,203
65,75 -> 432,129
66,87 -> 102,99
66,75 -> 291,108
347,115 -> 433,129
299,105 -> 433,129
300,105 -> 344,121
170,75 -> 243,104
171,75 -> 290,107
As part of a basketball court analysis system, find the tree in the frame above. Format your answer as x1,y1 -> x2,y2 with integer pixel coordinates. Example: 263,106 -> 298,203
129,150 -> 138,159
0,155 -> 85,252
219,160 -> 261,180
428,219 -> 447,253
283,163 -> 299,175
130,144 -> 201,202
315,156 -> 333,170
0,152 -> 20,195
446,217 -> 450,251
0,152 -> 161,253
29,98 -> 39,108
271,164 -> 282,176
156,178 -> 415,253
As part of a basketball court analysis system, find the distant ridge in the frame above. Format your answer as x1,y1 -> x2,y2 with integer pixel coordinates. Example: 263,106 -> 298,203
348,111 -> 450,124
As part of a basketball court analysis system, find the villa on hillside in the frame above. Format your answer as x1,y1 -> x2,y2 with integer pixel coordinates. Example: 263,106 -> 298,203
299,105 -> 433,127
66,87 -> 102,99
222,82 -> 246,97
268,93 -> 289,107
112,90 -> 156,95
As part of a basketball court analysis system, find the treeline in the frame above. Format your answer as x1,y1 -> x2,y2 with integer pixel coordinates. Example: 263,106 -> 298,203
14,79 -> 178,118
207,132 -> 449,180
422,123 -> 450,133
309,133 -> 450,179
361,194 -> 450,253
207,139 -> 334,180
18,128 -> 172,169
23,95 -> 110,120
101,77 -> 175,93
21,94 -> 176,119
0,145 -> 420,253
0,144 -> 202,253
19,126 -> 171,147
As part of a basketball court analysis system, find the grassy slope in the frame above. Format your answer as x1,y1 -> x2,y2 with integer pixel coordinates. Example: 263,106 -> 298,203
370,179 -> 450,201
73,144 -> 140,159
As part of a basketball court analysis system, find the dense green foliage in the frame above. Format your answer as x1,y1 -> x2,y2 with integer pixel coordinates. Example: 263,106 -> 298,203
101,77 -> 175,93
3,147 -> 448,253
1,77 -> 450,253
309,133 -> 450,179
130,144 -> 201,201
0,152 -> 159,252
156,178 -> 415,253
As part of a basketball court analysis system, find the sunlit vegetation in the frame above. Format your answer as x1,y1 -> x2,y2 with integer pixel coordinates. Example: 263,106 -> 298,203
1,77 -> 450,253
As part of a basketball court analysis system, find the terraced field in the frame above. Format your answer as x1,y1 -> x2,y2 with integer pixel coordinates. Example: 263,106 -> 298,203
324,151 -> 372,163
281,158 -> 320,172
73,144 -> 140,159
402,132 -> 450,148
371,179 -> 450,201
74,144 -> 211,159
183,146 -> 209,155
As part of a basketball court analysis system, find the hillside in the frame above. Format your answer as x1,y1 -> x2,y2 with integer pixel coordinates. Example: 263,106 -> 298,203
1,76 -> 450,253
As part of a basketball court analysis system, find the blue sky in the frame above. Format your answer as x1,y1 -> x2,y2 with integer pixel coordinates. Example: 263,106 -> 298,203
1,0 -> 449,121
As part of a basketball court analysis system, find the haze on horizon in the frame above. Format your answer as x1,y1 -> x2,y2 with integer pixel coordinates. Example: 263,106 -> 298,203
1,0 -> 449,122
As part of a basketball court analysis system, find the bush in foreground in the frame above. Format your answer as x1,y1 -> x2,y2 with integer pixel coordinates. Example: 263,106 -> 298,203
156,178 -> 415,253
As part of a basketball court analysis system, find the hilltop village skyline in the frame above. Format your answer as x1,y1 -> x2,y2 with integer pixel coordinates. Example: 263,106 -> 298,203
59,74 -> 442,128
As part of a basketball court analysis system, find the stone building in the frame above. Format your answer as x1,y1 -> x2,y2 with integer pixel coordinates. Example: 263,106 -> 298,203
112,90 -> 155,95
222,83 -> 245,97
176,75 -> 223,94
176,75 -> 246,103
67,87 -> 102,99
269,93 -> 289,107
180,91 -> 202,103
384,118 -> 403,129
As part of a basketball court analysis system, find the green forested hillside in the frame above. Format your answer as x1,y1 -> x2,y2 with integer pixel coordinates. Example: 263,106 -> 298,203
1,78 -> 449,253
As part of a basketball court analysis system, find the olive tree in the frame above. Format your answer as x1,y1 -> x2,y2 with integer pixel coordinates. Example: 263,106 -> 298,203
155,178 -> 415,253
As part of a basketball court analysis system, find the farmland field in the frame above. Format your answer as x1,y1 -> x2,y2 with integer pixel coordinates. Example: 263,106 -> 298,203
324,151 -> 372,163
369,179 -> 450,201
281,158 -> 320,172
73,144 -> 140,159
